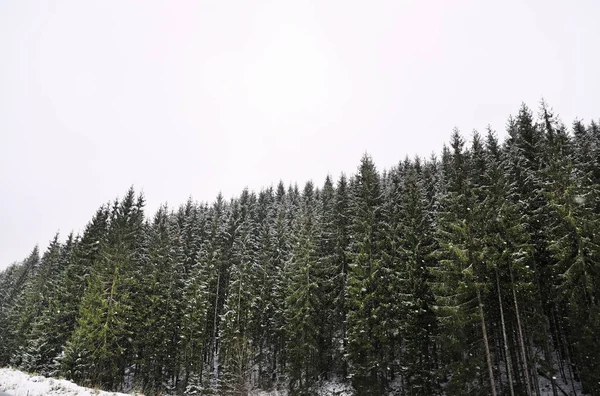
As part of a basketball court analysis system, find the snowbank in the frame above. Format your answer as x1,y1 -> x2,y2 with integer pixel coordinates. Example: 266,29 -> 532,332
0,368 -> 142,396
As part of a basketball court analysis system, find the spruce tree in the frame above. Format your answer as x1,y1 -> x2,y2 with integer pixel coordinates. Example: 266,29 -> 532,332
434,130 -> 497,395
61,188 -> 145,390
346,154 -> 387,395
0,246 -> 40,365
11,235 -> 62,370
397,158 -> 439,395
284,181 -> 322,394
546,119 -> 600,394
21,233 -> 77,374
330,174 -> 351,378
219,190 -> 258,395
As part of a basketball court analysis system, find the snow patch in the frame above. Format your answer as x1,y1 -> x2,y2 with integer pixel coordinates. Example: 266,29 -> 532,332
318,381 -> 353,396
250,380 -> 353,396
0,368 -> 142,396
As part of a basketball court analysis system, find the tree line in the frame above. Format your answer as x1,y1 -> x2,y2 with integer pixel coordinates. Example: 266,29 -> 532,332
1,102 -> 599,395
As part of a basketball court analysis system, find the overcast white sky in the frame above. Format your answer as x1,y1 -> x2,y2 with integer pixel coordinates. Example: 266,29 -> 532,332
1,0 -> 599,268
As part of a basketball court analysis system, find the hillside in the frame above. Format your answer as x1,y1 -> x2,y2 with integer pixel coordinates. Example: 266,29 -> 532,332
1,102 -> 598,395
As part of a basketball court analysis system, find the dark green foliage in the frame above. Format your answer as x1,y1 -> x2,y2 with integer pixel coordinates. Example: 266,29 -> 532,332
395,158 -> 439,395
21,233 -> 76,374
284,181 -> 322,394
1,102 -> 598,396
219,190 -> 259,395
0,246 -> 40,365
60,188 -> 146,389
345,155 -> 389,395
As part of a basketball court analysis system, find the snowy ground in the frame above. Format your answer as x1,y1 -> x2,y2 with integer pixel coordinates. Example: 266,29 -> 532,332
249,376 -> 586,396
250,380 -> 353,396
0,368 -> 142,396
1,367 -> 586,395
538,373 -> 585,396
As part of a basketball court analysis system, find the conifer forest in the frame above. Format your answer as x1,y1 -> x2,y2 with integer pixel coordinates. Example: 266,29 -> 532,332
2,102 -> 600,396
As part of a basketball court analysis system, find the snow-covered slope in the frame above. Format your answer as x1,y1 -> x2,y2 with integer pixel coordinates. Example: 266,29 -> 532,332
0,368 -> 142,396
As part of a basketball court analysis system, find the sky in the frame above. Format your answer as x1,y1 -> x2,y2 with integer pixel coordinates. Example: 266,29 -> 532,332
1,0 -> 599,269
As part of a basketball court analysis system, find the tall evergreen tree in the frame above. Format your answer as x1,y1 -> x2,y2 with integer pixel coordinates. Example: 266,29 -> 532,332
11,235 -> 63,370
0,246 -> 40,366
283,181 -> 322,394
434,130 -> 498,396
330,174 -> 351,378
52,206 -> 111,367
396,158 -> 439,395
346,154 -> 388,395
219,190 -> 259,395
61,188 -> 145,390
21,233 -> 77,374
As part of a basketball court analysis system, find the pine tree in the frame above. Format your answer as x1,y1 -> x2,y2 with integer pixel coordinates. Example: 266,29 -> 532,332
202,193 -> 228,393
11,235 -> 63,370
546,119 -> 600,394
346,154 -> 387,395
248,187 -> 280,389
21,233 -> 77,374
268,181 -> 292,385
61,188 -> 145,390
314,175 -> 339,379
396,158 -> 439,395
133,205 -> 182,394
0,246 -> 40,365
479,128 -> 535,396
219,190 -> 258,395
434,130 -> 498,395
329,174 -> 351,378
284,181 -> 322,394
51,205 -> 110,377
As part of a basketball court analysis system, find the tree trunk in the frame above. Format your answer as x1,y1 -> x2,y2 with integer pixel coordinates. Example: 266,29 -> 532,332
510,264 -> 532,396
477,287 -> 497,396
497,268 -> 515,396
212,269 -> 221,380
